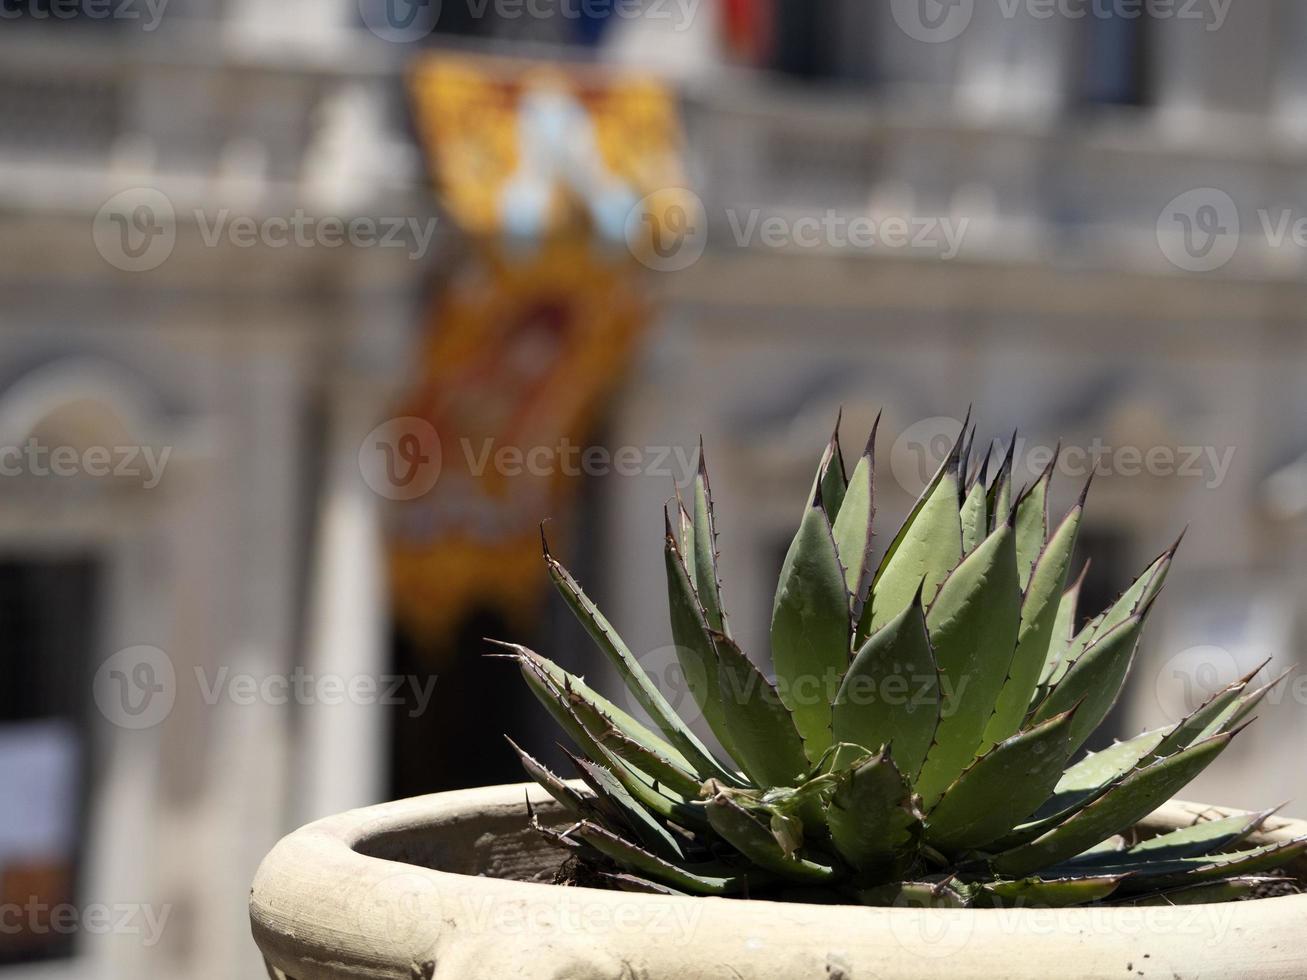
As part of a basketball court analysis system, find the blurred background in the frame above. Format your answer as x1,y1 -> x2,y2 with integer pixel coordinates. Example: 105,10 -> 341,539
3,0 -> 1307,975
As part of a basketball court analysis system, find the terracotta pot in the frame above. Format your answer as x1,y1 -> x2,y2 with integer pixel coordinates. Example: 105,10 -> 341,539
250,782 -> 1307,979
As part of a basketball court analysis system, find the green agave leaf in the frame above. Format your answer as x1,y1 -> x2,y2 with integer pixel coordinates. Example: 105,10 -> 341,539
570,751 -> 686,862
992,726 -> 1171,852
831,589 -> 940,780
691,445 -> 730,636
1042,536 -> 1173,694
991,731 -> 1237,877
975,874 -> 1124,908
543,538 -> 734,782
568,821 -> 747,896
706,793 -> 838,883
1081,538 -> 1179,652
507,737 -> 595,823
1122,877 -> 1278,906
771,493 -> 852,759
914,521 -> 1022,809
860,415 -> 968,640
825,748 -> 922,882
958,424 -> 976,486
514,653 -> 709,829
594,725 -> 705,800
831,417 -> 879,622
600,872 -> 690,897
507,643 -> 692,769
1063,807 -> 1279,870
983,490 -> 1085,749
1004,699 -> 1247,854
925,707 -> 1079,856
959,478 -> 988,556
1013,448 -> 1056,590
1031,611 -> 1147,756
508,644 -> 702,797
1146,660 -> 1269,763
967,439 -> 993,492
663,516 -> 739,762
1037,562 -> 1090,691
1197,665 -> 1292,741
816,421 -> 848,522
675,494 -> 695,579
1106,837 -> 1307,894
512,648 -> 690,773
713,631 -> 811,787
986,434 -> 1016,533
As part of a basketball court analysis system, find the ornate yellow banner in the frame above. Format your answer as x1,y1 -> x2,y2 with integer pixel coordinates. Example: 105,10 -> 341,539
393,54 -> 685,641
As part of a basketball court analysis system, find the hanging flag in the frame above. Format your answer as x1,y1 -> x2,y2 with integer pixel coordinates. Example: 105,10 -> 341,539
394,55 -> 685,642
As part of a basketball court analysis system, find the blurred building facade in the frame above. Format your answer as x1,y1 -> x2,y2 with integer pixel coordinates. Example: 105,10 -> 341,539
1,0 -> 1307,977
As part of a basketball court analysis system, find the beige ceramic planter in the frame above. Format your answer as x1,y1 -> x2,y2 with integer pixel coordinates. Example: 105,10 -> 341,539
251,782 -> 1307,980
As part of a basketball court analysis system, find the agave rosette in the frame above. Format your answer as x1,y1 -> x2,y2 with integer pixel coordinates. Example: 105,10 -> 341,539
498,416 -> 1304,907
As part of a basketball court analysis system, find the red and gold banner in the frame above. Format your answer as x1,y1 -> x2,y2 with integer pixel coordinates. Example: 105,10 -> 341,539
392,55 -> 685,640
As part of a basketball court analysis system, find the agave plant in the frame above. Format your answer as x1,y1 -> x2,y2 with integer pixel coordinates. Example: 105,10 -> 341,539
497,416 -> 1304,907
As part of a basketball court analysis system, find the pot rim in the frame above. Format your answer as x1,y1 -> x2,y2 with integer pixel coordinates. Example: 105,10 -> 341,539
251,783 -> 1307,980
